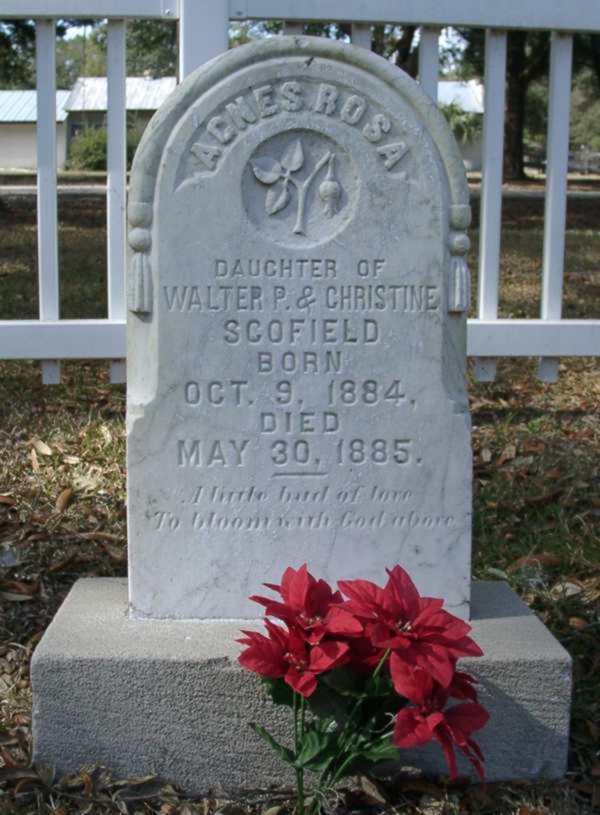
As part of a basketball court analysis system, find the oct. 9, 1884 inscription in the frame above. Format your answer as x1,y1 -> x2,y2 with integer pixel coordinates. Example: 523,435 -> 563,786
126,37 -> 473,620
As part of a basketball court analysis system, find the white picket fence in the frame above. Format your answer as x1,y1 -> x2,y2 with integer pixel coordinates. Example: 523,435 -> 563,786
1,0 -> 599,384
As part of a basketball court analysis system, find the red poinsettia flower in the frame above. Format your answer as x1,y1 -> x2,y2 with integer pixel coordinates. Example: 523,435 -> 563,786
338,565 -> 483,687
391,662 -> 480,705
392,664 -> 489,780
238,618 -> 350,697
251,564 -> 362,644
345,634 -> 384,674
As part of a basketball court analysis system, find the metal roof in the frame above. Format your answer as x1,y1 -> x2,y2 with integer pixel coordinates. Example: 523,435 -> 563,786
0,90 -> 70,123
437,80 -> 484,114
0,77 -> 481,122
65,76 -> 177,112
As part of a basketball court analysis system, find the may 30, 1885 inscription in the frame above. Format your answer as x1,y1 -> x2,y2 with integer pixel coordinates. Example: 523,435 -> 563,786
126,37 -> 473,620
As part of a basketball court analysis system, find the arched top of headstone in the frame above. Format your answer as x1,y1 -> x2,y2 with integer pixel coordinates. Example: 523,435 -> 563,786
129,35 -> 469,228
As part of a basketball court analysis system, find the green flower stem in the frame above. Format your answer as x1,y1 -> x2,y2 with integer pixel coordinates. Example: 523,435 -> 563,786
373,647 -> 392,680
315,649 -> 392,803
338,647 -> 392,743
291,150 -> 331,235
294,691 -> 299,745
294,693 -> 306,815
329,751 -> 359,788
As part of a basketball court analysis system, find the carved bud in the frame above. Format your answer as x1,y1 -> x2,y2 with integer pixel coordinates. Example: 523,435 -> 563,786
319,154 -> 340,217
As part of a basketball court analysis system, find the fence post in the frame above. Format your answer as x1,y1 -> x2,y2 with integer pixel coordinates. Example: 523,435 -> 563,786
475,29 -> 507,383
179,0 -> 229,79
418,26 -> 440,101
107,20 -> 127,384
284,21 -> 304,35
351,23 -> 372,50
36,19 -> 60,385
539,32 -> 573,383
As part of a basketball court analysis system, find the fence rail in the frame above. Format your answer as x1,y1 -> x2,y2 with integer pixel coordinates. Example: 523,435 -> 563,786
1,0 -> 599,384
3,0 -> 600,30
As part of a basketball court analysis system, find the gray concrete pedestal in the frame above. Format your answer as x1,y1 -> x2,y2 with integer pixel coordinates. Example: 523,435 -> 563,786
31,579 -> 571,794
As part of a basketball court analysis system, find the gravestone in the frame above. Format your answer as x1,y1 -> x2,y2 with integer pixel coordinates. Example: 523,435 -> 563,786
32,36 -> 571,793
126,33 -> 472,621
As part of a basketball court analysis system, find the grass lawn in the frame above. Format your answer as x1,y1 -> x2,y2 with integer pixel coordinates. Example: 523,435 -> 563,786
0,195 -> 599,813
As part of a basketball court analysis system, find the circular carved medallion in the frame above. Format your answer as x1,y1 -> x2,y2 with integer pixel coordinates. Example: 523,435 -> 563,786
242,129 -> 359,248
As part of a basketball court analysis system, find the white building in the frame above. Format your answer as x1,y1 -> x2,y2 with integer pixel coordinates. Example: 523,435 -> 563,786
438,79 -> 484,171
0,77 -> 176,171
0,89 -> 70,170
64,76 -> 176,139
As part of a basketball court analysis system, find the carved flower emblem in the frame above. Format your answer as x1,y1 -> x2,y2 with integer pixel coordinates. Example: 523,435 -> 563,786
251,139 -> 342,236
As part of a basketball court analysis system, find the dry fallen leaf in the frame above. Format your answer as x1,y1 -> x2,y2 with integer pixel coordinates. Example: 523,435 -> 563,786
73,469 -> 102,493
521,440 -> 546,455
30,447 -> 39,473
523,489 -> 563,506
359,775 -> 387,804
76,531 -> 120,543
497,443 -> 517,466
47,552 -> 77,574
550,580 -> 584,599
0,592 -> 33,602
262,807 -> 284,815
0,766 -> 45,784
481,447 -> 492,463
100,541 -> 126,563
0,494 -> 15,506
0,578 -> 38,596
55,487 -> 74,513
508,553 -> 562,573
63,455 -> 80,465
569,617 -> 588,631
587,720 -> 600,742
32,438 -> 53,456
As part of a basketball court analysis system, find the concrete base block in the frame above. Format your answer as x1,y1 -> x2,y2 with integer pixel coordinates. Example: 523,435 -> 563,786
32,579 -> 571,794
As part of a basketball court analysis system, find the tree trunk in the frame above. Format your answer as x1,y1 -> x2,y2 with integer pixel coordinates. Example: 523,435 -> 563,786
589,34 -> 600,91
393,26 -> 418,77
504,31 -> 528,181
371,25 -> 418,77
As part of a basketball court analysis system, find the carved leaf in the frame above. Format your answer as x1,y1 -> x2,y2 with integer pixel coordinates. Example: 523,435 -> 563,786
265,181 -> 290,216
281,139 -> 304,173
252,157 -> 283,184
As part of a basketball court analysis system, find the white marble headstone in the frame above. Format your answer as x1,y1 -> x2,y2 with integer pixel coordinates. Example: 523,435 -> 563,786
126,36 -> 473,620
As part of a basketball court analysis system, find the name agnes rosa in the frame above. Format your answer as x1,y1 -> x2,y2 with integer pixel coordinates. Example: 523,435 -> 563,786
191,80 -> 409,173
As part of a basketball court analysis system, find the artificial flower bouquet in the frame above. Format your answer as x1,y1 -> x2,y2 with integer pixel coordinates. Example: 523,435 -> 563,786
238,564 -> 489,812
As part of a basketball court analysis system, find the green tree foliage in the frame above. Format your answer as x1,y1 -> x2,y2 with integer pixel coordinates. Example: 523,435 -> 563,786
67,125 -> 142,171
570,70 -> 600,152
67,126 -> 107,171
255,20 -> 421,75
574,34 -> 600,92
0,20 -> 87,89
59,20 -> 178,82
125,20 -> 177,77
0,21 -> 36,88
56,25 -> 106,89
440,102 -> 482,144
